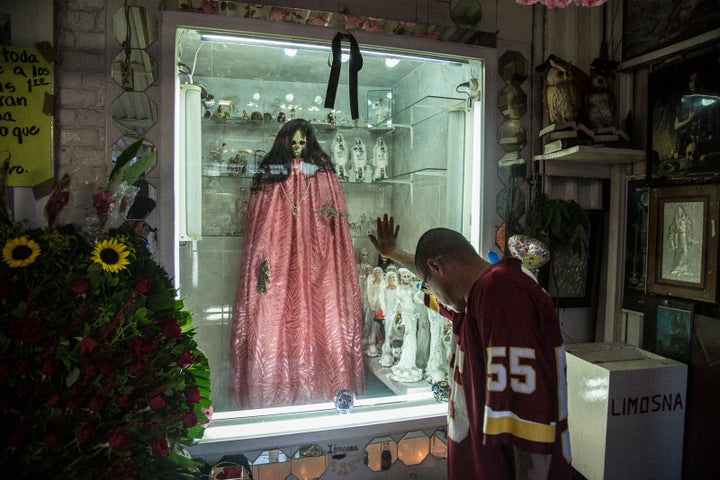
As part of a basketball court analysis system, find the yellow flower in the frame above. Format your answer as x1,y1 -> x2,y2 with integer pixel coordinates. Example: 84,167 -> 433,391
91,238 -> 131,273
2,236 -> 41,268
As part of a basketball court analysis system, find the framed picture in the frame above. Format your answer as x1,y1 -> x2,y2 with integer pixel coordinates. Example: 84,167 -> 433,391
647,184 -> 719,303
622,179 -> 650,311
622,1 -> 720,62
644,295 -> 694,363
647,46 -> 720,183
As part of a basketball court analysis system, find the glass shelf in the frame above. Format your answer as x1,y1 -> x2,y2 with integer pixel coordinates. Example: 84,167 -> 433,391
370,95 -> 467,129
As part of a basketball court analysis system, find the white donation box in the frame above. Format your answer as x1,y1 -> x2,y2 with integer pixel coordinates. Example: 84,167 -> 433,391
566,342 -> 687,480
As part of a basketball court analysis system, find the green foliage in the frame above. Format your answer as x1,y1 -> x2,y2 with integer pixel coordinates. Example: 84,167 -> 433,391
525,192 -> 591,258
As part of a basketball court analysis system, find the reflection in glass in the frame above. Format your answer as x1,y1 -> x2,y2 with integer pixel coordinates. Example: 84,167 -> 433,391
111,136 -> 157,173
251,449 -> 291,479
364,437 -> 397,472
398,430 -> 430,466
430,428 -> 448,458
112,6 -> 158,49
291,445 -> 328,480
111,92 -> 157,137
111,50 -> 157,92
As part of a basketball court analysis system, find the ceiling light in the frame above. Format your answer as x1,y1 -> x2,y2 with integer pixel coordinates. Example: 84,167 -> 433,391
284,48 -> 297,57
385,58 -> 400,68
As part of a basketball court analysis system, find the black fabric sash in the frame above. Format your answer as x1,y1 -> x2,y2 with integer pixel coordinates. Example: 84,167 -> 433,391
324,33 -> 363,120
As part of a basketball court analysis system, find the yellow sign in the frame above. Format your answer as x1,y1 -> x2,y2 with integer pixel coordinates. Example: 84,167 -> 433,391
0,45 -> 53,187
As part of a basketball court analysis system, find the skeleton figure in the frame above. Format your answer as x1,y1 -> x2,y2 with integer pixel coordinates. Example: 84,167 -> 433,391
352,137 -> 368,183
380,271 -> 399,367
372,138 -> 389,181
332,134 -> 349,181
389,277 -> 423,383
365,267 -> 385,356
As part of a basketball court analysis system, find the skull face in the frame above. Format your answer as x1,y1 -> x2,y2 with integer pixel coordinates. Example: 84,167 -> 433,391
334,389 -> 356,414
685,142 -> 698,161
432,380 -> 449,402
291,130 -> 307,158
398,268 -> 414,285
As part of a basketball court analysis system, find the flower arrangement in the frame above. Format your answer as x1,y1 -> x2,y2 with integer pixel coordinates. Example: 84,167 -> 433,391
0,141 -> 212,479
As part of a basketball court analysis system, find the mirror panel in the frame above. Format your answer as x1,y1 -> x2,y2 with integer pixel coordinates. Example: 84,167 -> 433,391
251,449 -> 291,479
364,436 -> 397,472
111,49 -> 157,92
112,92 -> 157,137
398,430 -> 430,466
112,6 -> 157,48
291,445 -> 328,480
430,428 -> 448,459
111,136 -> 157,172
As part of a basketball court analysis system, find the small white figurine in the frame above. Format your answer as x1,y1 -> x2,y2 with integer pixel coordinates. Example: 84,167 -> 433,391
364,267 -> 385,356
372,137 -> 388,181
380,270 -> 399,367
389,275 -> 423,383
332,134 -> 349,181
351,137 -> 368,183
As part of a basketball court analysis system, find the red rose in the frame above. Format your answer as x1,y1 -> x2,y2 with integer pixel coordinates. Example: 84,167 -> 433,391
129,337 -> 153,358
40,358 -> 59,376
43,430 -> 61,448
98,357 -> 118,376
127,360 -> 145,376
149,395 -> 167,411
109,430 -> 131,451
79,337 -> 99,360
161,318 -> 183,339
88,394 -> 105,412
182,411 -> 198,428
75,424 -> 94,444
134,275 -> 152,294
115,395 -> 133,410
67,391 -> 85,410
70,277 -> 90,295
151,435 -> 169,457
8,429 -> 27,447
9,317 -> 43,343
175,350 -> 195,369
46,393 -> 60,407
185,386 -> 201,405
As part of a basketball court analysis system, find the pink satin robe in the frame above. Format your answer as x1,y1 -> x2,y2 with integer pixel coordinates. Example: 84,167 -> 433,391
229,159 -> 365,409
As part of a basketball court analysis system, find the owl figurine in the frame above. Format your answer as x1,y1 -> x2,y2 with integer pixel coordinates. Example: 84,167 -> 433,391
537,55 -> 584,125
585,71 -> 615,130
585,58 -> 620,130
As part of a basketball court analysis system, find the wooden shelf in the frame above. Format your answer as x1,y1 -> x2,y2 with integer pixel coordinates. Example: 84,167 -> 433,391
533,145 -> 645,179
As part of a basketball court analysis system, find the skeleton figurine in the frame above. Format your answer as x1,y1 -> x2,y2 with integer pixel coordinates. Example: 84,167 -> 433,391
364,267 -> 385,356
372,137 -> 388,181
351,137 -> 368,183
332,134 -> 349,181
424,301 -> 451,384
380,270 -> 399,367
389,273 -> 423,383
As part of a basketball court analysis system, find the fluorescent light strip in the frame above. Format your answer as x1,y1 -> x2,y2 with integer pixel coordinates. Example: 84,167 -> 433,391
199,33 -> 464,66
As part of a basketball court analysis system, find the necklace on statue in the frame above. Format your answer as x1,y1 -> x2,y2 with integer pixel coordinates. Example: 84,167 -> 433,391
279,174 -> 312,217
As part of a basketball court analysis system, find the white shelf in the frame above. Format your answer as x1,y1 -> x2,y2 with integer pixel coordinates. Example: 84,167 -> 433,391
365,356 -> 431,396
534,145 -> 645,179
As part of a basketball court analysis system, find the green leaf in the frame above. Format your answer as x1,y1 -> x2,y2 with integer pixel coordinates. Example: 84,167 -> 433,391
66,367 -> 80,387
108,137 -> 144,188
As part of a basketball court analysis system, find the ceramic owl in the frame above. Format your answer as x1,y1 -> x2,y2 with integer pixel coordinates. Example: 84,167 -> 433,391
585,58 -> 620,130
538,55 -> 583,124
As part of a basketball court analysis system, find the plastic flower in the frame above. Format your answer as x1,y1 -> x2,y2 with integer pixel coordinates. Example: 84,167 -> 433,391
91,237 -> 130,273
2,236 -> 41,268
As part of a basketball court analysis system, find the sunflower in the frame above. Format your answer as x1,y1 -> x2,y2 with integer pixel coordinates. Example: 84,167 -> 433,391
2,236 -> 41,268
91,237 -> 131,273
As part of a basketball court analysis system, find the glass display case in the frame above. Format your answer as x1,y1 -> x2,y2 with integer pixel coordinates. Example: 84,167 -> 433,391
171,24 -> 487,416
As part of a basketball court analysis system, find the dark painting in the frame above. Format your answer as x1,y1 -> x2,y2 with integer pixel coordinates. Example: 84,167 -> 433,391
648,47 -> 720,182
623,0 -> 720,61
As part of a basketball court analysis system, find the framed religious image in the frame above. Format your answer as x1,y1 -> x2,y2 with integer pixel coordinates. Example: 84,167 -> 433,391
622,1 -> 720,62
622,179 -> 650,312
647,46 -> 720,183
367,89 -> 392,127
646,184 -> 719,303
644,295 -> 695,364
